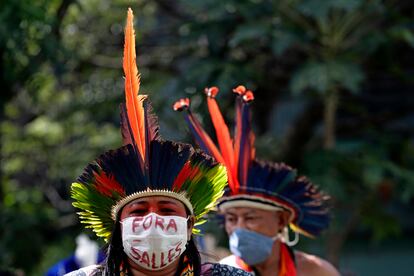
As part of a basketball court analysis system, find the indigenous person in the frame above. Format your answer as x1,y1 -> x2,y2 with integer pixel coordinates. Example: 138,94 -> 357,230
174,86 -> 340,276
66,9 -> 251,276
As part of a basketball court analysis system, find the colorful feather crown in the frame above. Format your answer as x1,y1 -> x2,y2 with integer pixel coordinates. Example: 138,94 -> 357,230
71,8 -> 227,241
173,86 -> 330,237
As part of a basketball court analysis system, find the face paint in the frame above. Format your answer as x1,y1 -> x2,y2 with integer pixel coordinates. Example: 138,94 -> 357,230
121,212 -> 188,270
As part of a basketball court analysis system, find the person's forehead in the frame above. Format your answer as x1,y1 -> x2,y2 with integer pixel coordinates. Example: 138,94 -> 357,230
126,196 -> 185,207
224,206 -> 275,216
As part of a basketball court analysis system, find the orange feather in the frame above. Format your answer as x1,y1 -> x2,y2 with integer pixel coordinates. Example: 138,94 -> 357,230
186,113 -> 225,164
123,8 -> 146,160
205,87 -> 234,168
205,87 -> 238,189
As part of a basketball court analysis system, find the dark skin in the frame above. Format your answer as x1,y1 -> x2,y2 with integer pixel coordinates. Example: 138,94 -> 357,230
119,196 -> 195,276
223,207 -> 340,276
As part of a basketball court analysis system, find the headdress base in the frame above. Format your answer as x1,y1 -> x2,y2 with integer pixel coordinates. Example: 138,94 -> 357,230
218,194 -> 295,222
111,189 -> 193,220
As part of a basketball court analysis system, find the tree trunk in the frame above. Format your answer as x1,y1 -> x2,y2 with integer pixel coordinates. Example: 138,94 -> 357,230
322,88 -> 341,266
325,203 -> 360,267
0,103 -> 4,203
279,100 -> 323,166
323,89 -> 338,150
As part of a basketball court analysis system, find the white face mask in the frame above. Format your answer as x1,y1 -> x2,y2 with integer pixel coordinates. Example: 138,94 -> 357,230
121,212 -> 189,271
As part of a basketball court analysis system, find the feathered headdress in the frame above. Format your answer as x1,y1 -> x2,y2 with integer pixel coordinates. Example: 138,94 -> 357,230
71,9 -> 227,241
173,86 -> 330,238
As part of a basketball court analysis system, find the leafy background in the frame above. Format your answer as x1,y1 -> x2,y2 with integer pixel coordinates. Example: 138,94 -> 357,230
1,0 -> 413,275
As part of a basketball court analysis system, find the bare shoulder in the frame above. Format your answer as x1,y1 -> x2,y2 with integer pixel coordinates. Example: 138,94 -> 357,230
295,251 -> 340,276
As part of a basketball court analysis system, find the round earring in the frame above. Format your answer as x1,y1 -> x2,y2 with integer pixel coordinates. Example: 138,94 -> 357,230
282,226 -> 299,246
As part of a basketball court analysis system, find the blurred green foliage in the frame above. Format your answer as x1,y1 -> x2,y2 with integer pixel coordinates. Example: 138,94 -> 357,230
1,0 -> 413,274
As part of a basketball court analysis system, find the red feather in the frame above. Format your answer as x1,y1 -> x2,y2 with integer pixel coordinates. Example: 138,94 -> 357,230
186,112 -> 225,164
93,171 -> 125,197
172,161 -> 201,190
279,243 -> 297,276
249,131 -> 256,161
173,98 -> 225,164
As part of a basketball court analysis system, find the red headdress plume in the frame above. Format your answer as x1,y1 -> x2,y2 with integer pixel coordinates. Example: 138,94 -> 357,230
173,86 -> 255,194
174,86 -> 331,239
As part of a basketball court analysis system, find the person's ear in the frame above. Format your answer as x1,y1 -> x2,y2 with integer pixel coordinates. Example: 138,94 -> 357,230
276,211 -> 290,230
187,216 -> 195,240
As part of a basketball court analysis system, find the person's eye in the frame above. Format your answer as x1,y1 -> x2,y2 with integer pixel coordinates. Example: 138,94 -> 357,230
160,208 -> 175,213
130,209 -> 146,215
226,217 -> 236,223
245,216 -> 259,221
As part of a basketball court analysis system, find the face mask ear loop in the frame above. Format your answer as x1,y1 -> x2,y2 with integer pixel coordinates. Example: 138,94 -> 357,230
274,231 -> 283,241
283,226 -> 299,246
186,215 -> 194,242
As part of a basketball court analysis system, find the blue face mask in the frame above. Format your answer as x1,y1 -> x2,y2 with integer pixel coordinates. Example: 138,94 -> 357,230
229,228 -> 275,265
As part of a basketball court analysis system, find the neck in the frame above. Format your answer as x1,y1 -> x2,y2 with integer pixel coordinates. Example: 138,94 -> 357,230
127,257 -> 181,276
254,240 -> 281,276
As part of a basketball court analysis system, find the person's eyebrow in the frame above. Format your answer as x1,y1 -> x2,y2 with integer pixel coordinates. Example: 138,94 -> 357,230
245,212 -> 260,216
128,201 -> 148,207
158,200 -> 179,206
225,211 -> 239,217
243,210 -> 258,215
240,210 -> 258,217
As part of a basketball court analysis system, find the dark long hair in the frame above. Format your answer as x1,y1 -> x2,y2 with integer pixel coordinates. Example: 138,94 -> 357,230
104,220 -> 126,275
103,217 -> 202,275
175,237 -> 201,276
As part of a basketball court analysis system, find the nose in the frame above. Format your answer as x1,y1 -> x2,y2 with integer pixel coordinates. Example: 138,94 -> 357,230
147,206 -> 159,215
236,217 -> 246,229
144,198 -> 161,215
230,217 -> 247,233
225,216 -> 248,235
